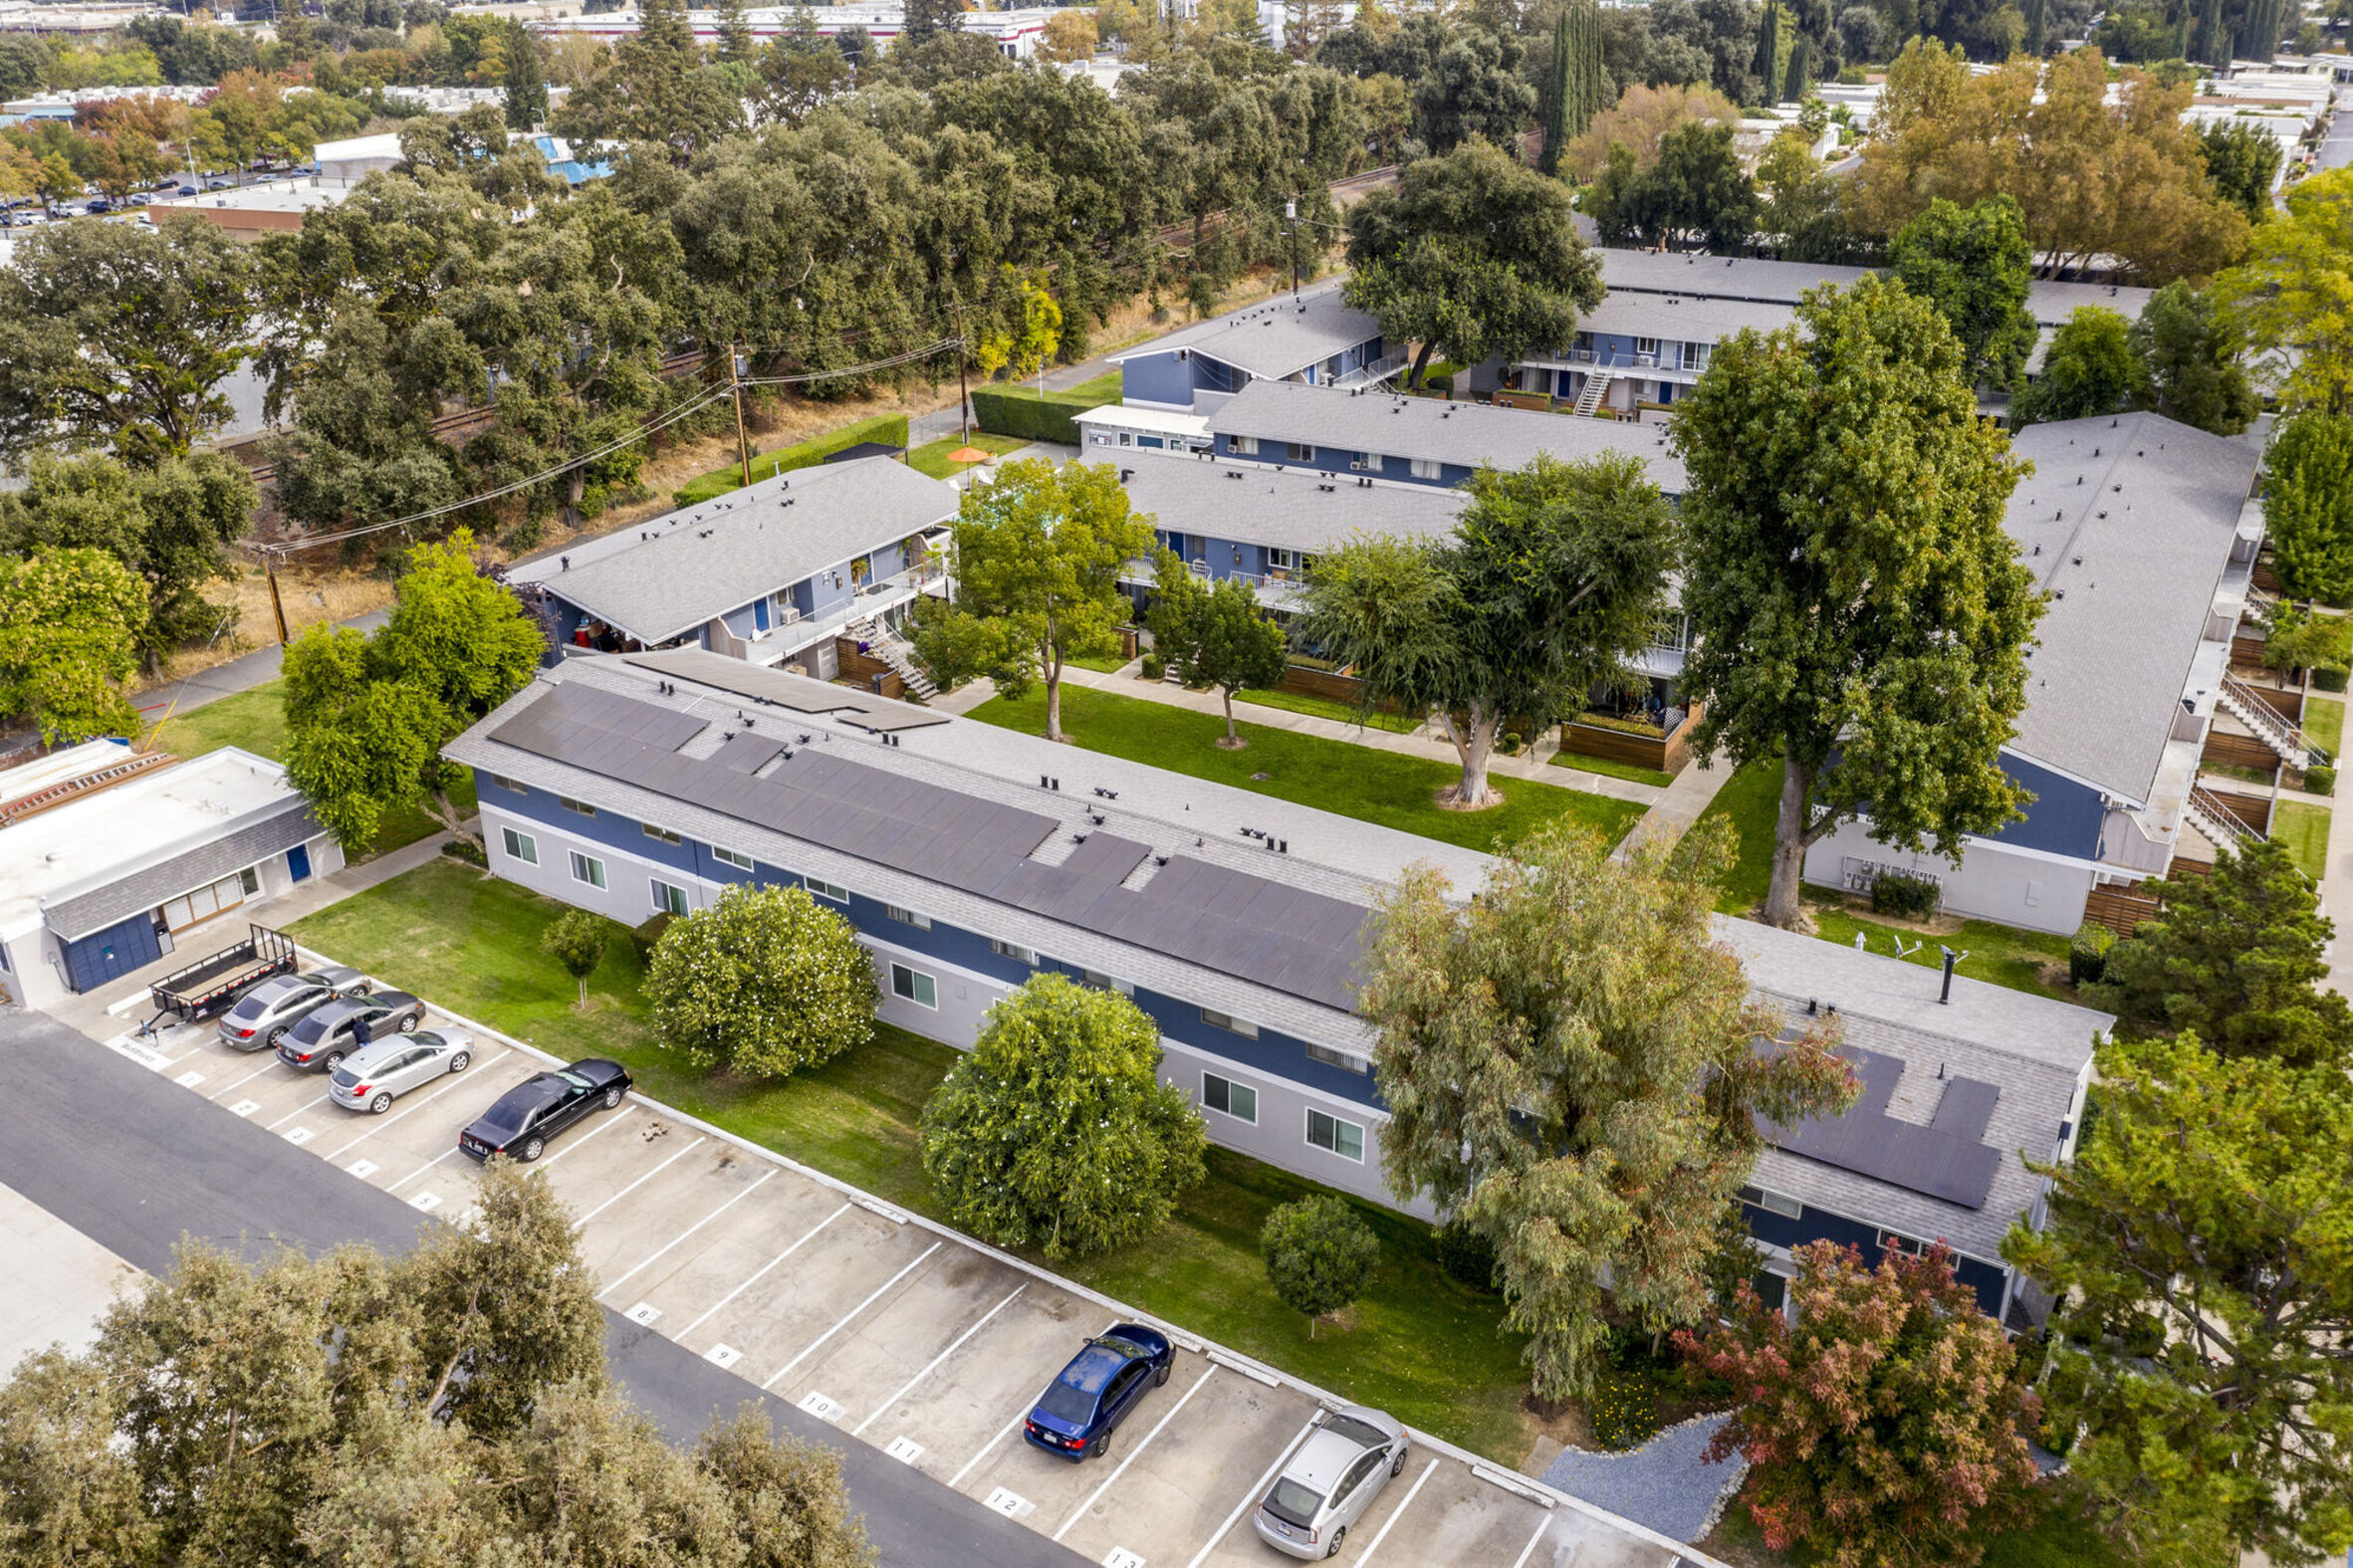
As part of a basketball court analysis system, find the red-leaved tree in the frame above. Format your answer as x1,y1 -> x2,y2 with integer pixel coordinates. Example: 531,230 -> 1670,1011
1675,1239 -> 2042,1568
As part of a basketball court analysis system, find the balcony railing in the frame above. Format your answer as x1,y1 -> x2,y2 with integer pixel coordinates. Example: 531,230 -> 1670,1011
1333,349 -> 1411,389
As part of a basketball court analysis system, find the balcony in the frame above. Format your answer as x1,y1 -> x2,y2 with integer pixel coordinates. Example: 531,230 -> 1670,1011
1332,349 -> 1411,389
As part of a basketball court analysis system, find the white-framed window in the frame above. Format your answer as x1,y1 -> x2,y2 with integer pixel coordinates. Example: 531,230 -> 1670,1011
569,851 -> 606,890
1305,1041 -> 1370,1075
501,826 -> 539,865
1201,1008 -> 1258,1038
1409,457 -> 1442,480
890,963 -> 938,1008
490,774 -> 525,793
238,866 -> 261,896
1081,968 -> 1133,997
1202,1071 -> 1258,1124
712,846 -> 754,871
991,938 -> 1037,965
1307,1108 -> 1365,1162
1633,336 -> 1660,355
885,904 -> 931,930
560,796 -> 596,817
810,879 -> 849,903
1881,1230 -> 1931,1257
642,822 -> 681,846
1118,430 -> 1134,447
650,878 -> 689,916
1684,340 -> 1712,370
1266,547 -> 1299,571
1285,441 -> 1314,462
1739,1184 -> 1803,1220
1230,435 -> 1259,455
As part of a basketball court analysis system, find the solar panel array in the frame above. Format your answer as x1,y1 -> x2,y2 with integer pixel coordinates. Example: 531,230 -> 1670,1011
1757,1045 -> 2003,1209
624,649 -> 948,733
493,682 -> 1371,1010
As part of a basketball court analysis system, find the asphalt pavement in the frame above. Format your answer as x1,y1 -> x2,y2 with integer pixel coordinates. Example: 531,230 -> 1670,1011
0,1007 -> 1084,1568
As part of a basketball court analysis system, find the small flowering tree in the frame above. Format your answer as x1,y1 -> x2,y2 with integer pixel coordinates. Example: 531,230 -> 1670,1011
1675,1239 -> 2041,1568
643,884 -> 876,1079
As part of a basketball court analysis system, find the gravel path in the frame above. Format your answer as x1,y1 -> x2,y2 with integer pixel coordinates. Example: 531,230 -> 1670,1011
1540,1413 -> 1747,1545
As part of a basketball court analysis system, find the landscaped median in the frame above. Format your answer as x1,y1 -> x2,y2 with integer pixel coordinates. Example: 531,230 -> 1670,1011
283,855 -> 1537,1462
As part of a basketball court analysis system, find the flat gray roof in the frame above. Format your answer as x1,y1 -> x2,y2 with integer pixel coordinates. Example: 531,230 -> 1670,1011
1109,285 -> 1384,381
504,457 -> 957,644
2003,412 -> 2256,801
1593,248 -> 2154,330
1116,451 -> 1467,554
1205,380 -> 1689,492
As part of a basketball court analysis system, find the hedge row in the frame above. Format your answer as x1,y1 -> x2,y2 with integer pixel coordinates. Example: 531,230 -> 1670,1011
969,384 -> 1096,445
672,412 -> 911,505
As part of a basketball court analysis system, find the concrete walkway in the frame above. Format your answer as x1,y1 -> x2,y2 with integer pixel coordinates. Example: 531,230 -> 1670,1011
1615,751 -> 1743,861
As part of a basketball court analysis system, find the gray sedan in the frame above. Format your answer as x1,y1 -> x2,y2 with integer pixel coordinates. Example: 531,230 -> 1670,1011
217,977 -> 339,1050
329,1028 -> 476,1114
1254,1406 -> 1410,1559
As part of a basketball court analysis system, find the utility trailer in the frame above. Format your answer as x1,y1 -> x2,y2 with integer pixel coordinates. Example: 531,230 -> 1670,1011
142,924 -> 296,1031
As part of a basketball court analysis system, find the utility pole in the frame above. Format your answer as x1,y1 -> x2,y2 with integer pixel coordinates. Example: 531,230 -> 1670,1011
728,341 -> 753,489
952,306 -> 972,442
1286,196 -> 1300,299
263,548 -> 290,646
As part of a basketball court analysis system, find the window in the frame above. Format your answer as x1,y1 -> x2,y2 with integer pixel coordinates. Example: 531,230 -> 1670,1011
490,774 -> 525,793
712,846 -> 754,871
650,878 -> 689,917
890,964 -> 938,1008
1739,1184 -> 1803,1220
1307,1109 -> 1365,1162
642,822 -> 681,846
885,904 -> 931,930
1118,430 -> 1133,447
1230,434 -> 1259,455
1305,1041 -> 1370,1075
810,879 -> 849,903
569,851 -> 606,891
1201,1008 -> 1258,1038
1633,336 -> 1660,356
1684,340 -> 1712,370
501,827 -> 539,865
1203,1071 -> 1258,1124
991,938 -> 1037,966
1409,457 -> 1442,480
560,796 -> 596,817
1080,968 -> 1132,997
1284,441 -> 1314,462
238,866 -> 261,897
1880,1230 -> 1930,1257
1265,547 -> 1299,571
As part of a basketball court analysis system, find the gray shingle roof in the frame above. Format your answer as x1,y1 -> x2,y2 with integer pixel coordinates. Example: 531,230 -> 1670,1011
2002,412 -> 2256,801
43,799 -> 323,942
1116,451 -> 1467,554
1108,285 -> 1384,381
1204,380 -> 1689,492
504,457 -> 957,644
1593,248 -> 2153,330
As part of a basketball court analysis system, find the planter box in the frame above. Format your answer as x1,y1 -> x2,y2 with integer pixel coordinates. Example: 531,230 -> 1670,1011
1558,706 -> 1701,775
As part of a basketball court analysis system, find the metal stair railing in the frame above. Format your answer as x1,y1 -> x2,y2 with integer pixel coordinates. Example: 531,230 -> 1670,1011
2220,672 -> 2331,767
2185,785 -> 2260,850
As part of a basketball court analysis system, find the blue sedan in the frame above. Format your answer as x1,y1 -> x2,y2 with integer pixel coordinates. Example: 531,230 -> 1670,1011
1022,1324 -> 1174,1460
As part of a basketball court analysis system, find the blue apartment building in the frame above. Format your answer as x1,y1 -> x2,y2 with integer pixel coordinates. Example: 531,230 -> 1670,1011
446,650 -> 2109,1323
1108,286 -> 1405,415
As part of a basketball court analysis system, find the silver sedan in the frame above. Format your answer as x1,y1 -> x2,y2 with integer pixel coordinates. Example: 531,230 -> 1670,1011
328,1028 -> 476,1114
1254,1405 -> 1410,1559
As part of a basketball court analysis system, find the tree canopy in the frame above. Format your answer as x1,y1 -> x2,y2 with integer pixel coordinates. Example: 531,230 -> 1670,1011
1584,118 -> 1759,253
2009,306 -> 2145,426
1671,277 -> 2040,927
2133,280 -> 2257,437
0,548 -> 147,745
2261,411 -> 2353,603
1149,557 -> 1290,745
1889,196 -> 2037,392
1261,1195 -> 1380,1333
644,883 -> 877,1079
2220,165 -> 2353,413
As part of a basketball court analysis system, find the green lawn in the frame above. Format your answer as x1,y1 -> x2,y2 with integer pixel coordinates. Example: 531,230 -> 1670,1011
2306,693 -> 2344,759
284,859 -> 1534,1458
1232,684 -> 1420,734
1695,756 -> 1784,914
673,413 -> 911,506
970,683 -> 1648,856
1549,749 -> 1675,789
144,679 -> 472,862
906,431 -> 1025,479
1062,649 -> 1133,674
1056,369 -> 1123,404
2274,797 -> 2332,881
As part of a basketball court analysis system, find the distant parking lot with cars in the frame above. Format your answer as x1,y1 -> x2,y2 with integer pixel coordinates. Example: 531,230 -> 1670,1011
102,967 -> 1704,1568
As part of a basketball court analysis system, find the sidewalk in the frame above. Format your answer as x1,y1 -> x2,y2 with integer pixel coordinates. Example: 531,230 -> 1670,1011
1614,752 -> 1742,861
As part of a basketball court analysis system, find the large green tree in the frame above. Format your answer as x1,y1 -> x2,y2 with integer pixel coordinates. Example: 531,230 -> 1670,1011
644,883 -> 877,1079
2132,280 -> 2257,436
1358,820 -> 1855,1399
2005,1034 -> 2353,1566
2196,115 -> 2281,223
1584,119 -> 1759,254
1670,277 -> 2040,928
2258,409 -> 2353,602
1150,556 -> 1290,746
920,973 -> 1208,1261
1344,136 -> 1602,389
909,459 -> 1151,743
0,549 -> 147,745
1889,195 -> 2038,393
2009,305 -> 2147,426
2219,164 -> 2353,412
551,0 -> 743,161
1294,451 -> 1677,808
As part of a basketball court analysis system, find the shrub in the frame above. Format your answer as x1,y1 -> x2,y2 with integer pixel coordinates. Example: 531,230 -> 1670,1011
1869,869 -> 1942,918
969,385 -> 1094,445
628,910 -> 674,963
1572,711 -> 1667,737
1261,1196 -> 1380,1335
2319,663 -> 2350,692
2069,922 -> 2118,986
1497,731 -> 1525,756
1138,653 -> 1165,680
1587,1368 -> 1661,1451
2308,764 -> 2338,796
1435,1219 -> 1500,1292
644,884 -> 876,1079
441,836 -> 488,867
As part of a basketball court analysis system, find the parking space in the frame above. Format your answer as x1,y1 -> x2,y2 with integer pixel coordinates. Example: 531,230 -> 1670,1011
99,981 -> 1698,1568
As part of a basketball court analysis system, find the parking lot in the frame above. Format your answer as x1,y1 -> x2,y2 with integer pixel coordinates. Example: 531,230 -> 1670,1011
105,986 -> 1705,1568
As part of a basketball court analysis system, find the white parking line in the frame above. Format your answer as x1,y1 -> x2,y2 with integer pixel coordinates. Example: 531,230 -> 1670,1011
597,1170 -> 776,1299
849,1284 -> 1028,1437
759,1241 -> 944,1392
573,1136 -> 707,1227
674,1202 -> 851,1340
1052,1365 -> 1221,1542
386,1147 -> 461,1193
532,1104 -> 638,1173
948,1317 -> 1121,1489
265,1091 -> 329,1131
1350,1457 -> 1439,1566
206,1059 -> 288,1102
1508,1515 -> 1553,1568
1182,1414 -> 1322,1568
320,1049 -> 512,1160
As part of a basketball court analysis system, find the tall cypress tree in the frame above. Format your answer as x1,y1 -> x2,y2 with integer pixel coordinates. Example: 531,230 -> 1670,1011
2191,0 -> 2226,66
1540,3 -> 1570,175
1753,1 -> 1778,88
2022,0 -> 2047,54
1568,0 -> 1603,137
1782,34 -> 1810,102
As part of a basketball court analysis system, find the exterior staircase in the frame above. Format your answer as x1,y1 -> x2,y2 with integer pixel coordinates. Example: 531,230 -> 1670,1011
2184,785 -> 2260,852
2219,672 -> 2330,768
1572,371 -> 1613,417
848,616 -> 938,700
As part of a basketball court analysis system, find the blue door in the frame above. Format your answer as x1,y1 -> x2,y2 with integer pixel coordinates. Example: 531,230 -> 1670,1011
288,844 -> 312,882
753,597 -> 772,633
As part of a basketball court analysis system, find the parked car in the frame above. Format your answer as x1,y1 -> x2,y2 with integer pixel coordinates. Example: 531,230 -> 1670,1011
458,1058 -> 631,1162
1254,1406 -> 1410,1559
217,976 -> 343,1049
275,991 -> 424,1073
1022,1325 -> 1174,1460
85,198 -> 110,213
174,184 -> 198,197
329,1027 -> 475,1114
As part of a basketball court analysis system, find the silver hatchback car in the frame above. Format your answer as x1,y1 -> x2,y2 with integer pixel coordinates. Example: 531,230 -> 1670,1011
329,1028 -> 476,1114
1254,1406 -> 1410,1559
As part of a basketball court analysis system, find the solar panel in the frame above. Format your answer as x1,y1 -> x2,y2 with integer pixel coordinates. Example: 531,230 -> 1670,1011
622,648 -> 948,731
1759,1047 -> 2000,1209
715,734 -> 787,774
1929,1077 -> 2000,1143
